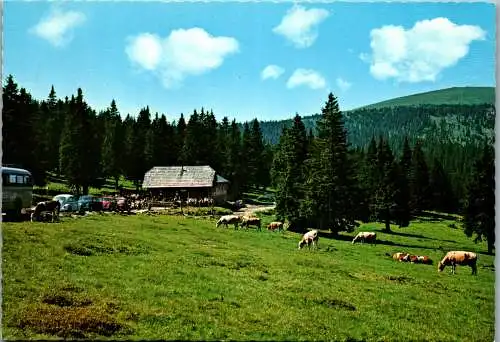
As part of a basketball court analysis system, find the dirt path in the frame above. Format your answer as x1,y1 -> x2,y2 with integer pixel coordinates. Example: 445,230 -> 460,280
236,204 -> 275,216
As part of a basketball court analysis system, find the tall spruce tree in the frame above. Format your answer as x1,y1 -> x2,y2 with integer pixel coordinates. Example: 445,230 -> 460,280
302,93 -> 357,234
101,100 -> 122,189
463,144 -> 495,254
409,140 -> 430,214
271,114 -> 308,227
371,137 -> 398,231
249,119 -> 266,188
182,110 -> 201,165
429,158 -> 456,213
227,119 -> 243,198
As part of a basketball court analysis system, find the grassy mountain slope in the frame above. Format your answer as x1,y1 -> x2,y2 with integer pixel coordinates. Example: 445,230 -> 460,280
359,87 -> 495,110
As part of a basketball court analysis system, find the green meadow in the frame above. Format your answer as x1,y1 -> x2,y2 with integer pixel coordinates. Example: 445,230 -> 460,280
2,211 -> 495,341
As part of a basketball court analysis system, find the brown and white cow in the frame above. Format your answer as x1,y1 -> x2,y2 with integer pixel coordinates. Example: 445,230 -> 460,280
241,216 -> 261,231
267,221 -> 284,232
438,251 -> 478,275
31,200 -> 61,222
216,215 -> 241,229
417,255 -> 433,265
352,232 -> 377,244
298,230 -> 319,250
392,252 -> 410,262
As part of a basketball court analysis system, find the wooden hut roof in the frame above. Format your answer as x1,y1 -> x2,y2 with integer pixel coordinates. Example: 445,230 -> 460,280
142,166 -> 217,189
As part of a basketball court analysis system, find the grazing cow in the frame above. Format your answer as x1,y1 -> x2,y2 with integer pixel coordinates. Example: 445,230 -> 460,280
438,251 -> 478,275
352,232 -> 377,244
31,200 -> 61,222
241,216 -> 261,231
216,215 -> 241,229
417,255 -> 433,265
392,252 -> 410,262
298,230 -> 319,250
267,221 -> 284,232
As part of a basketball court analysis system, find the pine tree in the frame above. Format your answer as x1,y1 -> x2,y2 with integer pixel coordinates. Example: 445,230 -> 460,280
271,114 -> 308,227
463,144 -> 495,254
371,137 -> 397,231
249,119 -> 266,188
60,94 -> 84,194
227,120 -> 243,198
409,140 -> 430,214
429,158 -> 456,213
182,110 -> 201,165
240,122 -> 252,190
302,93 -> 357,234
101,100 -> 122,189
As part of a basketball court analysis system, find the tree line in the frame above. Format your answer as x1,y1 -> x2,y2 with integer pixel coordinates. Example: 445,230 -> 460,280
271,93 -> 495,253
2,75 -> 273,197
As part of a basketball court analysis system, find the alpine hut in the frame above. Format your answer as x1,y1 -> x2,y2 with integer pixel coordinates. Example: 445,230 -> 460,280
142,165 -> 230,204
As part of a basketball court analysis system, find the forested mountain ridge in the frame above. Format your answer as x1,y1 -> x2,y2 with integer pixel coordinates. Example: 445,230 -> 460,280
257,87 -> 496,150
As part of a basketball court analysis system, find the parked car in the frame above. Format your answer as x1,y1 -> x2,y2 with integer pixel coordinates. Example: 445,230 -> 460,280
100,196 -> 117,211
78,195 -> 103,212
52,194 -> 73,206
60,195 -> 80,212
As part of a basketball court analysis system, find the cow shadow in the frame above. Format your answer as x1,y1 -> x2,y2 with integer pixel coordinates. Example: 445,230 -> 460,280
378,229 -> 457,244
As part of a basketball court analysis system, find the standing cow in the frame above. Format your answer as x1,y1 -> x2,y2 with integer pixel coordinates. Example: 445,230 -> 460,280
267,221 -> 284,232
298,230 -> 319,250
241,216 -> 261,231
438,251 -> 478,275
216,215 -> 241,229
352,232 -> 377,244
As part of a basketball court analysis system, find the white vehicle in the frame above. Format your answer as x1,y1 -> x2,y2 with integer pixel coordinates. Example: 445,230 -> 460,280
53,194 -> 73,206
2,166 -> 33,219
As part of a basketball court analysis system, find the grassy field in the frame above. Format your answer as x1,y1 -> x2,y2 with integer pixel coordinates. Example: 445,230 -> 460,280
2,211 -> 495,341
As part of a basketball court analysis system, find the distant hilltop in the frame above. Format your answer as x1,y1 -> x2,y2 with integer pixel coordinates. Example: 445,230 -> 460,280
356,86 -> 495,110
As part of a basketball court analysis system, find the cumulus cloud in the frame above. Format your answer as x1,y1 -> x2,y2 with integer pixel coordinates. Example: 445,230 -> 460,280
286,69 -> 326,89
126,27 -> 239,88
273,5 -> 330,49
30,8 -> 86,47
362,17 -> 486,83
261,65 -> 285,80
336,77 -> 352,91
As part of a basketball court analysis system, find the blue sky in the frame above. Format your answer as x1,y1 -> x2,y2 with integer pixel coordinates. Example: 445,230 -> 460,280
4,1 -> 495,123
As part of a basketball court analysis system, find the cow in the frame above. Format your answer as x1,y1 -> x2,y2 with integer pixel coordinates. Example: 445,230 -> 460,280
241,216 -> 261,231
216,215 -> 241,229
298,230 -> 319,250
392,252 -> 410,262
352,232 -> 377,244
409,255 -> 419,263
267,221 -> 284,232
31,200 -> 61,223
438,251 -> 478,275
417,255 -> 433,265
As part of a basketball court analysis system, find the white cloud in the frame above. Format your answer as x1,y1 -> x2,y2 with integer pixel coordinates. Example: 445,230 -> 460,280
273,5 -> 330,49
125,33 -> 162,71
336,77 -> 352,91
30,8 -> 86,47
126,27 -> 239,88
362,17 -> 486,83
261,65 -> 285,80
287,69 -> 326,89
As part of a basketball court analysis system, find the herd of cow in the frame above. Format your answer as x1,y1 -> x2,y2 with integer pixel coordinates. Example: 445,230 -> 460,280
216,215 -> 479,276
29,203 -> 479,277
